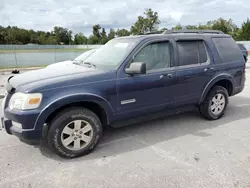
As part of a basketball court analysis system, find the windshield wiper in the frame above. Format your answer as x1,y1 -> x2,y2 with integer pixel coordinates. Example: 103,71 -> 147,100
72,60 -> 96,68
72,59 -> 81,65
83,61 -> 96,68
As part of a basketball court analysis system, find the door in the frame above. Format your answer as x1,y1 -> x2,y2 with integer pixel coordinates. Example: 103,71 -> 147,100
174,39 -> 216,105
116,40 -> 177,119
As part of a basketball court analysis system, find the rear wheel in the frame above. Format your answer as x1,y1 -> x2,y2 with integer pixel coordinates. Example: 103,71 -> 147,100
199,86 -> 229,120
47,107 -> 102,158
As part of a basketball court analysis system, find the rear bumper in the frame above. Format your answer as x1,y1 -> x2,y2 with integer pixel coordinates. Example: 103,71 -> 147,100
232,85 -> 244,96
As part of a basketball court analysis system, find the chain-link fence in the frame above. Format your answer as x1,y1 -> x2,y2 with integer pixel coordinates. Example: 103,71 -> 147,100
0,42 -> 250,69
0,45 -> 103,69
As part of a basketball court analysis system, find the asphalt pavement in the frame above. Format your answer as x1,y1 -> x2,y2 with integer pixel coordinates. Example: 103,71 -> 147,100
0,67 -> 250,188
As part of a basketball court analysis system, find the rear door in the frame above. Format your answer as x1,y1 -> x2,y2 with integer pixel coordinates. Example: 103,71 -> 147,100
174,39 -> 216,105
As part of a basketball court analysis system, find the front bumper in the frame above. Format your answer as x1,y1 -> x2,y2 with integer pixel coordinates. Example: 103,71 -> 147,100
1,96 -> 43,144
1,117 -> 41,144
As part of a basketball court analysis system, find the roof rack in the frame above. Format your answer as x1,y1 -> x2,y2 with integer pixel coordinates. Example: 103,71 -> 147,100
162,30 -> 224,34
141,31 -> 163,35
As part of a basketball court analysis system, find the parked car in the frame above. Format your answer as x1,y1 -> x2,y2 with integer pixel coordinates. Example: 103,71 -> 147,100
1,30 -> 246,158
46,49 -> 97,68
237,43 -> 248,62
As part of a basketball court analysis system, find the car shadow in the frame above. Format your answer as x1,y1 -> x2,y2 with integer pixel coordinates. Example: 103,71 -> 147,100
38,95 -> 250,162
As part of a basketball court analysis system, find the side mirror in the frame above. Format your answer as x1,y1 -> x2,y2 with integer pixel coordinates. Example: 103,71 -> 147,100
125,62 -> 146,75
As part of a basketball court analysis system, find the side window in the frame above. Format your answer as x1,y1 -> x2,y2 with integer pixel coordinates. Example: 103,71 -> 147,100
133,41 -> 171,71
177,40 -> 208,66
212,37 -> 243,63
198,41 -> 208,63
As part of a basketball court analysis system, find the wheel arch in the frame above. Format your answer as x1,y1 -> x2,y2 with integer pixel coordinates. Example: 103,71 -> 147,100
35,94 -> 114,130
199,74 -> 235,104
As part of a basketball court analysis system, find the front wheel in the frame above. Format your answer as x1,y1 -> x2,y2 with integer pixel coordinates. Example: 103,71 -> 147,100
47,107 -> 102,158
199,86 -> 229,120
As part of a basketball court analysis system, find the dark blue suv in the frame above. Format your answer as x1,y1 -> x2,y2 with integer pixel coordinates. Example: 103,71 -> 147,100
1,30 -> 246,158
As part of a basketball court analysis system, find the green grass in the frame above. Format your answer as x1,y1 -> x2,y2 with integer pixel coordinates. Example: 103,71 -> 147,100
0,48 -> 89,54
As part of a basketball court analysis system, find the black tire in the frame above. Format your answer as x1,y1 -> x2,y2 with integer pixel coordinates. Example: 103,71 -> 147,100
199,86 -> 229,120
47,107 -> 102,158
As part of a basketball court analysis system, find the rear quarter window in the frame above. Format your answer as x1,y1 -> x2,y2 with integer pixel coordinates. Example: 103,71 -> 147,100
212,37 -> 243,63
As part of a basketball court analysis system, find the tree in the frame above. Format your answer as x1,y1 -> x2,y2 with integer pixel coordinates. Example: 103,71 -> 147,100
185,25 -> 198,30
130,8 -> 160,35
130,16 -> 145,35
45,36 -> 57,44
172,23 -> 182,30
68,30 -> 72,44
144,8 -> 160,32
0,13 -> 250,45
237,18 -> 250,40
100,28 -> 108,44
210,18 -> 237,34
92,24 -> 101,43
108,28 -> 116,40
197,24 -> 212,30
0,26 -> 5,44
52,26 -> 72,44
5,33 -> 16,44
29,34 -> 38,44
74,33 -> 87,44
37,33 -> 46,44
116,29 -> 130,37
88,35 -> 99,44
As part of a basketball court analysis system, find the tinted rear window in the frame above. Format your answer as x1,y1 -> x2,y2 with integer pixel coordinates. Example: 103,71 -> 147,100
177,40 -> 208,66
212,37 -> 243,63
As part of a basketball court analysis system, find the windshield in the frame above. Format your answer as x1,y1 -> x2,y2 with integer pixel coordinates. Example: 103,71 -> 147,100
83,38 -> 139,70
74,49 -> 96,61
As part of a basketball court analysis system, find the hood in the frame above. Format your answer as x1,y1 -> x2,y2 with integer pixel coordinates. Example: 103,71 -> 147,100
46,60 -> 73,68
9,63 -> 103,91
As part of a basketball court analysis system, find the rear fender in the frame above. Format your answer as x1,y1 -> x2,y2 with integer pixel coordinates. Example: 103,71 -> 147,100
198,73 -> 235,104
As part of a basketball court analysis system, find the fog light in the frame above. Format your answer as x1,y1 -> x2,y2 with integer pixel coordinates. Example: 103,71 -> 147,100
12,121 -> 22,129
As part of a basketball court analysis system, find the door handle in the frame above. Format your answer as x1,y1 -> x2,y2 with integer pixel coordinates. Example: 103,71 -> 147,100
160,73 -> 172,79
204,67 -> 215,72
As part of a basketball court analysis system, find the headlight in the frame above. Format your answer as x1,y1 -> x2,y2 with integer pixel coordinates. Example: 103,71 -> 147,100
9,92 -> 42,110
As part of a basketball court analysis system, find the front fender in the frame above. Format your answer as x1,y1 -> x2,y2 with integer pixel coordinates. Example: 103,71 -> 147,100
34,93 -> 114,130
198,73 -> 235,104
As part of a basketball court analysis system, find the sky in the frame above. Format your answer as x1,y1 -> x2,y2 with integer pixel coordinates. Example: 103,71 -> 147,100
0,0 -> 249,36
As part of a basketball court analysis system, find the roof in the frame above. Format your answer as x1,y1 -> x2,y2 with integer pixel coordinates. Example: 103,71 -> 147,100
116,30 -> 230,41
